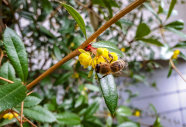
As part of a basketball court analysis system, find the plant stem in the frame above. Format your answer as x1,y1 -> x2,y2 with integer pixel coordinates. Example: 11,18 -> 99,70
170,59 -> 186,82
0,77 -> 14,83
27,0 -> 146,90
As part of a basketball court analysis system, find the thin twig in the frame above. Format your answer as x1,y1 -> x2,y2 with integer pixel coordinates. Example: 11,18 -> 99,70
26,0 -> 146,90
11,111 -> 21,123
0,77 -> 14,83
20,102 -> 24,127
170,59 -> 186,82
27,90 -> 34,96
23,116 -> 37,127
0,48 -> 3,67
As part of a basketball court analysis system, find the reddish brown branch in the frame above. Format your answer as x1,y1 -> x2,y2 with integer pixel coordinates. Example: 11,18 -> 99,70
27,0 -> 146,90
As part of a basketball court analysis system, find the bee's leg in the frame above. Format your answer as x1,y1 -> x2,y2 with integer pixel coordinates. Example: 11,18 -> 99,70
101,74 -> 108,79
108,54 -> 113,63
102,56 -> 109,63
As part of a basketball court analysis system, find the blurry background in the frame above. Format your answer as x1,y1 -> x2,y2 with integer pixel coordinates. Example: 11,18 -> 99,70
0,0 -> 186,126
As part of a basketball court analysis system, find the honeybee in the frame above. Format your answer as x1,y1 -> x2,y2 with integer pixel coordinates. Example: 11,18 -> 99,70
95,59 -> 127,77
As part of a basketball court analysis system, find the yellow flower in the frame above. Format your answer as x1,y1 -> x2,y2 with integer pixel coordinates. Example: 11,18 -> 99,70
72,72 -> 79,78
172,49 -> 180,59
121,48 -> 125,52
133,110 -> 141,117
3,113 -> 18,120
108,52 -> 118,62
78,49 -> 92,68
91,56 -> 106,68
96,48 -> 109,59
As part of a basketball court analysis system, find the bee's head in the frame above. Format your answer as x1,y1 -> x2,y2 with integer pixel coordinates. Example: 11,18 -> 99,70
95,64 -> 100,73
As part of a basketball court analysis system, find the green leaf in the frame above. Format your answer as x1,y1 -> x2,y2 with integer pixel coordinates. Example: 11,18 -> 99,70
41,0 -> 52,14
85,84 -> 100,92
173,41 -> 186,48
54,45 -> 62,60
62,3 -> 87,39
153,117 -> 163,127
54,72 -> 72,85
116,106 -> 132,117
166,0 -> 177,19
0,62 -> 16,85
180,52 -> 186,61
23,96 -> 42,108
92,41 -> 123,57
84,102 -> 99,119
39,25 -> 55,38
0,81 -> 27,112
23,106 -> 56,123
100,75 -> 118,115
149,104 -> 157,115
138,38 -> 164,47
165,27 -> 186,39
165,20 -> 184,30
3,27 -> 28,82
118,122 -> 138,127
135,23 -> 151,38
56,112 -> 80,125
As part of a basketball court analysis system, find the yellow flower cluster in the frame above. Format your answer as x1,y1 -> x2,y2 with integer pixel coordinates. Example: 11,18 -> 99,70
3,113 -> 19,120
133,110 -> 141,117
78,48 -> 118,69
172,49 -> 180,59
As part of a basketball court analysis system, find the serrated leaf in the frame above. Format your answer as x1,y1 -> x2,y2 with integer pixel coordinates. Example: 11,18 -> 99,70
23,106 -> 56,123
135,23 -> 151,38
165,27 -> 186,39
138,38 -> 164,47
0,81 -> 27,112
116,106 -> 132,117
3,27 -> 28,82
56,112 -> 80,125
100,75 -> 118,115
166,0 -> 177,19
23,96 -> 42,107
0,62 -> 16,85
84,102 -> 99,119
62,3 -> 87,39
117,122 -> 138,127
92,41 -> 123,57
165,20 -> 184,30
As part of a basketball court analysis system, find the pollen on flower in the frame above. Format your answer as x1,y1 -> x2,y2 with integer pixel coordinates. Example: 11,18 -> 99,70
172,49 -> 180,59
96,48 -> 109,59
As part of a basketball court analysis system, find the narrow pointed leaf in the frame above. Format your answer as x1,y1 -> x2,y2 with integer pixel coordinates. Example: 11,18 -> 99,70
165,20 -> 184,30
165,27 -> 186,39
0,81 -> 27,112
62,3 -> 87,39
166,0 -> 177,19
92,41 -> 123,57
3,27 -> 28,82
138,38 -> 164,47
0,62 -> 16,85
100,75 -> 118,115
84,102 -> 99,119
